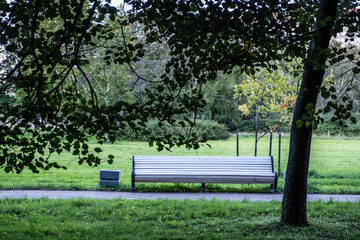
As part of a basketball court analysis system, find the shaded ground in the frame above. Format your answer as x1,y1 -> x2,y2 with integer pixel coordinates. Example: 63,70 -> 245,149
0,190 -> 359,202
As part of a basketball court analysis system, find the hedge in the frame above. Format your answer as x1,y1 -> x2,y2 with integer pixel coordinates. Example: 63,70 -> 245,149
118,119 -> 230,141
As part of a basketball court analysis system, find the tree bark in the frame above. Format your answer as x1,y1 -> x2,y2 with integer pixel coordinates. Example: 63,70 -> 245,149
281,0 -> 338,226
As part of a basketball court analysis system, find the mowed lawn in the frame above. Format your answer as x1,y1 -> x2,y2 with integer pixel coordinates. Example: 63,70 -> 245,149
0,198 -> 359,240
1,134 -> 360,193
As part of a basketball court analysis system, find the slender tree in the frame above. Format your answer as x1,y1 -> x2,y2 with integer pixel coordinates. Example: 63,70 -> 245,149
281,0 -> 339,226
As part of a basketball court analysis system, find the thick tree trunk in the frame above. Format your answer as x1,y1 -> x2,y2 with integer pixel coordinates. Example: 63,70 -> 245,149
281,0 -> 338,226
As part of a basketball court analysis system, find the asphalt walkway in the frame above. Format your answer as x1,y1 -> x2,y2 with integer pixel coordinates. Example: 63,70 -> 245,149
0,190 -> 359,202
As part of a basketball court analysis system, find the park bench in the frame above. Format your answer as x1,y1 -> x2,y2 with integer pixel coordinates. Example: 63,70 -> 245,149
131,156 -> 278,193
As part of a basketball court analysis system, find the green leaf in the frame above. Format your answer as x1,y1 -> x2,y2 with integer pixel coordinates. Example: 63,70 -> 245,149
318,20 -> 327,27
250,68 -> 255,75
321,90 -> 330,99
178,121 -> 186,127
347,54 -> 355,61
194,143 -> 200,150
353,68 -> 360,75
350,117 -> 356,124
157,85 -> 165,92
138,121 -> 146,127
324,105 -> 331,113
324,16 -> 332,22
94,147 -> 102,153
296,120 -> 303,128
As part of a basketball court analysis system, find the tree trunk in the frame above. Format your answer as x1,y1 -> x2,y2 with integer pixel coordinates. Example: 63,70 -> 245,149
281,0 -> 338,226
211,110 -> 215,120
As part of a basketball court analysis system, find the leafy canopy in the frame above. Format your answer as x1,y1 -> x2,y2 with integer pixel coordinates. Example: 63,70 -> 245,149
1,0 -> 360,173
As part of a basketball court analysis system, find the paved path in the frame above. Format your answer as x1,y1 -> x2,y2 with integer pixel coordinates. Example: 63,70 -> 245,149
0,190 -> 359,202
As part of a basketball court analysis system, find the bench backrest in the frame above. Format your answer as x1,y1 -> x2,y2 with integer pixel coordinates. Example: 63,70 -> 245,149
133,156 -> 274,174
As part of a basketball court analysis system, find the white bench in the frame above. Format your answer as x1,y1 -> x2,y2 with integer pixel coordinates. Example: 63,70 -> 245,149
131,156 -> 278,192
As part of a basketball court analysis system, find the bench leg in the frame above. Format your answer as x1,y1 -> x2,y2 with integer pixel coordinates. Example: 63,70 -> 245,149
273,172 -> 278,193
131,170 -> 135,192
201,183 -> 206,192
273,181 -> 278,193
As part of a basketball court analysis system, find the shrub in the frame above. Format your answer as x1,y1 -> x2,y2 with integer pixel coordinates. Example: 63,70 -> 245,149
314,113 -> 360,136
236,118 -> 291,133
118,119 -> 230,141
217,117 -> 240,132
191,120 -> 231,140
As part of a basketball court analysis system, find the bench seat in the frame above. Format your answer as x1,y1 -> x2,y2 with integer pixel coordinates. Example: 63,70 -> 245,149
131,156 -> 278,192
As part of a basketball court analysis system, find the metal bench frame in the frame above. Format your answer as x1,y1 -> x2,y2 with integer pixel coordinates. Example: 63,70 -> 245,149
131,156 -> 278,193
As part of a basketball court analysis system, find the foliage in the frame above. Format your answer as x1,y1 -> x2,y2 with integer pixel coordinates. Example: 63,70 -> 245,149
187,120 -> 230,141
1,136 -> 360,194
234,60 -> 301,124
237,117 -> 292,133
119,119 -> 230,142
77,28 -> 134,107
217,117 -> 240,132
1,0 -> 358,174
314,112 -> 360,136
201,71 -> 243,122
0,198 -> 359,240
0,0 -> 202,173
236,111 -> 360,135
314,43 -> 360,129
0,0 -> 122,173
1,0 -> 360,227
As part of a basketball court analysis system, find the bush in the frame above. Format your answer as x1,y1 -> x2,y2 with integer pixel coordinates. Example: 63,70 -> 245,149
217,117 -> 239,132
118,119 -> 230,141
236,118 -> 291,133
192,120 -> 231,140
214,112 -> 360,136
314,113 -> 360,136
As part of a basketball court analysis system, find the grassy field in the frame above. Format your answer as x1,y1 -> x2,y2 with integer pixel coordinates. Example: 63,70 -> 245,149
0,198 -> 359,240
1,134 -> 360,193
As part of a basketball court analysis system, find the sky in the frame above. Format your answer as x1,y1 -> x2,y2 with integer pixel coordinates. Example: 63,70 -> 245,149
109,0 -> 123,7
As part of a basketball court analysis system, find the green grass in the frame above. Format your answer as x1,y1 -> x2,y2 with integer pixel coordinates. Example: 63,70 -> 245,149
1,134 -> 360,193
0,198 -> 359,240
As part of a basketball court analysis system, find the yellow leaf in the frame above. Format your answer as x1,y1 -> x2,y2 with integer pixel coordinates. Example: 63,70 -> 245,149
238,104 -> 250,115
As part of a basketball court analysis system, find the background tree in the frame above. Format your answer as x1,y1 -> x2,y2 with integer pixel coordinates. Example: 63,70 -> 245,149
202,71 -> 242,125
234,60 -> 300,155
235,60 -> 301,124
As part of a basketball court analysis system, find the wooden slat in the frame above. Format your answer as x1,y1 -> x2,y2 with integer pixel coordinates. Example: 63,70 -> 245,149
132,155 -> 277,186
136,164 -> 273,170
135,156 -> 271,160
137,170 -> 272,172
135,175 -> 275,184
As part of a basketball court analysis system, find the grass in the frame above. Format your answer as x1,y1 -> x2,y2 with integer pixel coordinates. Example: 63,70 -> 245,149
1,134 -> 360,193
0,198 -> 359,240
